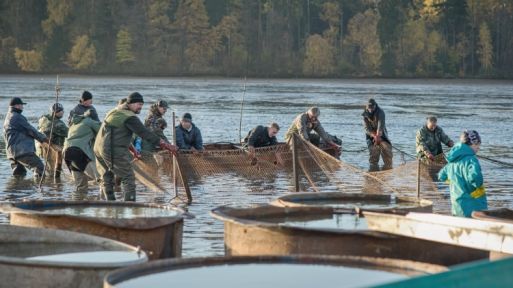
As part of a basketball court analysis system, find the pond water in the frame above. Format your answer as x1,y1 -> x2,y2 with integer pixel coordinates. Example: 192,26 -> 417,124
281,198 -> 422,210
1,76 -> 513,257
33,205 -> 180,219
114,263 -> 407,288
264,213 -> 368,230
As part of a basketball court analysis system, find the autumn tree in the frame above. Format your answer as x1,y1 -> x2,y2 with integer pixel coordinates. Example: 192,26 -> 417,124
66,35 -> 97,71
477,23 -> 493,74
344,9 -> 382,75
14,48 -> 43,72
116,28 -> 135,65
303,34 -> 335,76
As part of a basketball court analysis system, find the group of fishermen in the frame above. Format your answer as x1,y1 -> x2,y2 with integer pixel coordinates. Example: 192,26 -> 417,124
3,92 -> 202,202
3,94 -> 486,218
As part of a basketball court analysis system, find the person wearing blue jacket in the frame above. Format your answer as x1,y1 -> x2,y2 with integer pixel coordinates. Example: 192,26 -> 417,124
175,113 -> 203,151
438,130 -> 487,217
3,97 -> 49,178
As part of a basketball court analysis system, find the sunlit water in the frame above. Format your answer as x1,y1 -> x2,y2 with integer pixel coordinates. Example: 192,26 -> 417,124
114,263 -> 407,288
280,199 -> 422,210
1,76 -> 513,257
265,213 -> 368,230
34,206 -> 180,219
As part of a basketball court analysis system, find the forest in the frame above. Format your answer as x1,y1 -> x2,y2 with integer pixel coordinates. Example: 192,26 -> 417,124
0,0 -> 512,78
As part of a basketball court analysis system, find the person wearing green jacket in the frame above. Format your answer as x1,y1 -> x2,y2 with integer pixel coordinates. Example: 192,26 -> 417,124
438,130 -> 487,217
37,103 -> 69,178
63,110 -> 101,198
93,92 -> 177,201
416,116 -> 454,162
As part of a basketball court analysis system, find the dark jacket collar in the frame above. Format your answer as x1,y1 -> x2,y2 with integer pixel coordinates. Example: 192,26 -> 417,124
9,107 -> 23,114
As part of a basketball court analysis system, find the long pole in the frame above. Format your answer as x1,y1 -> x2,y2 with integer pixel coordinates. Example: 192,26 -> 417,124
39,75 -> 60,189
238,76 -> 247,144
172,111 -> 177,197
292,134 -> 300,192
416,159 -> 421,199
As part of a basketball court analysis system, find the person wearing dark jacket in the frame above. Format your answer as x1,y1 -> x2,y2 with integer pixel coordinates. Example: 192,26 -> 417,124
144,100 -> 168,131
93,92 -> 177,201
68,90 -> 99,125
175,113 -> 203,151
244,122 -> 279,157
3,97 -> 48,178
362,98 -> 393,171
37,103 -> 69,178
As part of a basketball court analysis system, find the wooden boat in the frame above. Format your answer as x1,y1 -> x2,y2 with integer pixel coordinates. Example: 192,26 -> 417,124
0,225 -> 147,288
211,205 -> 487,266
364,211 -> 513,259
0,200 -> 186,260
271,192 -> 433,213
104,255 -> 446,288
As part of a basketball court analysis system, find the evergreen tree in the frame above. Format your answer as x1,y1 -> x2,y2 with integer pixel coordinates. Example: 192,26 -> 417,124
478,23 -> 493,74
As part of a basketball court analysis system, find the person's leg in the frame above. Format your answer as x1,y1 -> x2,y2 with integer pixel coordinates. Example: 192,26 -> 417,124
10,159 -> 27,177
15,153 -> 45,178
380,141 -> 393,170
96,156 -> 116,200
368,145 -> 380,171
111,157 -> 137,202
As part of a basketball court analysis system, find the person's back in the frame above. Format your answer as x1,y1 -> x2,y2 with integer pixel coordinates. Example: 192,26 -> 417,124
244,125 -> 278,148
64,113 -> 101,161
285,107 -> 331,146
438,130 -> 486,217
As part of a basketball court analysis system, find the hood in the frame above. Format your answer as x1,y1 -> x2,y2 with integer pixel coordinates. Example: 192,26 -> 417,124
445,142 -> 475,163
70,114 -> 86,126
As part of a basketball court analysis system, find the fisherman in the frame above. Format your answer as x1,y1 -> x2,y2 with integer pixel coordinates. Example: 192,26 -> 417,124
362,98 -> 392,171
94,92 -> 177,201
63,110 -> 101,198
3,97 -> 49,179
285,107 -> 338,148
144,100 -> 169,131
37,103 -> 69,178
416,116 -> 454,162
68,90 -> 100,125
438,130 -> 487,217
139,118 -> 171,174
175,113 -> 203,151
244,122 -> 280,158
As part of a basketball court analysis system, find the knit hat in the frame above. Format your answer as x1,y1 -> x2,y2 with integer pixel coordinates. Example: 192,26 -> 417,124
81,91 -> 93,102
462,130 -> 481,145
51,103 -> 64,113
182,113 -> 192,122
127,92 -> 144,104
367,98 -> 377,109
10,97 -> 27,106
157,100 -> 169,108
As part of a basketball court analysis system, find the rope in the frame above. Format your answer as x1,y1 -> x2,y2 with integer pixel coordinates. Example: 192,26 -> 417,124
477,155 -> 513,168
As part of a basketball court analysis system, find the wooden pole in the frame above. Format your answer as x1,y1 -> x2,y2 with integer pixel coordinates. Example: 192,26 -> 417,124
172,111 -> 177,197
292,134 -> 300,192
417,159 -> 421,199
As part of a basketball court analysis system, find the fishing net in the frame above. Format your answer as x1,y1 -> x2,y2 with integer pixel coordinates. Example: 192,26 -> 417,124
136,133 -> 443,204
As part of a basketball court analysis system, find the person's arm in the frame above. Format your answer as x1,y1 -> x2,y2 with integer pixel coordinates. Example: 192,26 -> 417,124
314,122 -> 332,144
363,117 -> 374,137
416,129 -> 432,159
467,158 -> 484,195
194,127 -> 203,150
439,128 -> 454,147
377,109 -> 386,137
90,119 -> 101,135
22,117 -> 47,143
89,107 -> 100,122
125,116 -> 160,146
298,114 -> 310,140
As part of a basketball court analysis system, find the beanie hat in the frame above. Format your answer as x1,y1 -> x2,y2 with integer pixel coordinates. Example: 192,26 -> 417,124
182,113 -> 192,122
81,91 -> 93,102
127,92 -> 144,104
462,130 -> 481,145
51,103 -> 64,113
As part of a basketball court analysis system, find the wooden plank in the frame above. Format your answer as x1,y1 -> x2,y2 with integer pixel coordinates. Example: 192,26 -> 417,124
364,211 -> 513,254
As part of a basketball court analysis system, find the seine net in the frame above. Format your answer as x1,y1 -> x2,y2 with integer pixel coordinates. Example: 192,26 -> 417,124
135,133 -> 443,204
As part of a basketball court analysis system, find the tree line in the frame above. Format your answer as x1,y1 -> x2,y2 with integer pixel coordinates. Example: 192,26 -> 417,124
0,0 -> 512,78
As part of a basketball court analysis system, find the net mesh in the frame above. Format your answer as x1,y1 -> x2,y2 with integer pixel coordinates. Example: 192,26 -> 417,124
136,133 -> 444,203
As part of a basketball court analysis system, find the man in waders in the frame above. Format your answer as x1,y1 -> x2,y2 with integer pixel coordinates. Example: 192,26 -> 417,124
362,98 -> 393,171
37,103 -> 69,178
94,92 -> 177,201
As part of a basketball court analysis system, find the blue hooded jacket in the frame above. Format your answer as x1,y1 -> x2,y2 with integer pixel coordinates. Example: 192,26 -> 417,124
438,142 -> 487,217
